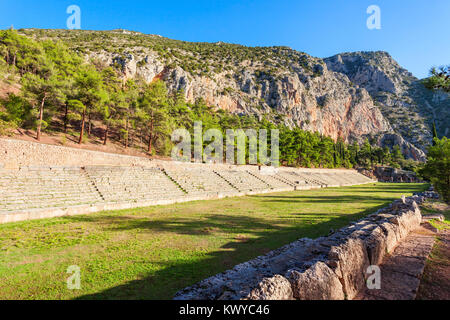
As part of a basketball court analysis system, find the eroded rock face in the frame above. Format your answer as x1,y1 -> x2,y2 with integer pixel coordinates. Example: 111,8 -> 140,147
325,51 -> 449,155
86,48 -> 429,160
377,134 -> 426,162
174,195 -> 428,300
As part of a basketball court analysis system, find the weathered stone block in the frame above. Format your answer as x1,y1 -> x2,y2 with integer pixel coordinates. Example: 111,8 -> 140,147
379,221 -> 401,253
246,275 -> 294,300
364,226 -> 387,265
286,262 -> 345,300
327,238 -> 370,300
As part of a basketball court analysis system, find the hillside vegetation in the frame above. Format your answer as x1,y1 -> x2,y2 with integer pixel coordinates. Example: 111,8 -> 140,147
14,28 -> 448,158
0,29 -> 422,170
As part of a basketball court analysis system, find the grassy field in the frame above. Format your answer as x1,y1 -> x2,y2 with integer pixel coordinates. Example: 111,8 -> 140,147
0,182 -> 428,300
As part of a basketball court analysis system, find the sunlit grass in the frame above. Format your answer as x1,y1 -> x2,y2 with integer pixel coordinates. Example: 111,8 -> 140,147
0,182 -> 428,299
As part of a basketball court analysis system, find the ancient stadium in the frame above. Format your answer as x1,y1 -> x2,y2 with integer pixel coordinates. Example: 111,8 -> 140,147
0,7 -> 449,304
1,138 -> 445,300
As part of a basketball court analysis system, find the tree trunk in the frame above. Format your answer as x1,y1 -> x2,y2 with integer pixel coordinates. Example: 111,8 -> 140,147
125,118 -> 129,148
78,109 -> 86,144
148,119 -> 154,154
64,103 -> 68,133
103,125 -> 108,145
36,94 -> 47,141
88,113 -> 92,136
148,134 -> 153,154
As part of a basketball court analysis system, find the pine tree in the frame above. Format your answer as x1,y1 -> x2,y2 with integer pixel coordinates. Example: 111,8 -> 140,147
73,66 -> 105,144
22,69 -> 64,141
138,80 -> 171,154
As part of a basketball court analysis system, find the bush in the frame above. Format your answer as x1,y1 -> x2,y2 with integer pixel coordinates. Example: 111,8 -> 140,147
419,137 -> 450,203
0,118 -> 17,136
0,94 -> 33,127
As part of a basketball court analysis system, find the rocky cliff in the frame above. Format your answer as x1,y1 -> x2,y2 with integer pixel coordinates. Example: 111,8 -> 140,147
21,29 -> 449,160
324,51 -> 449,152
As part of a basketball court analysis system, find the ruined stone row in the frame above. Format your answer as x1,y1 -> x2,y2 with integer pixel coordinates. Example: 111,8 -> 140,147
174,194 -> 432,300
0,164 -> 372,223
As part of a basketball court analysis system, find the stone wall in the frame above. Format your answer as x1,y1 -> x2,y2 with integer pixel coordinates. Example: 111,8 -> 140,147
0,138 -> 156,169
0,138 -> 375,224
0,138 -> 368,173
174,193 -> 434,300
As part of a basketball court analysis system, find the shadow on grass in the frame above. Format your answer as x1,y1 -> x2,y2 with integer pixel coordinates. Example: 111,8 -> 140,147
67,183 -> 429,299
72,205 -> 387,300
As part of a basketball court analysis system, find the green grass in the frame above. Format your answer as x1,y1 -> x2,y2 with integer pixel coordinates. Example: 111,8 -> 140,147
420,199 -> 450,231
0,182 -> 428,300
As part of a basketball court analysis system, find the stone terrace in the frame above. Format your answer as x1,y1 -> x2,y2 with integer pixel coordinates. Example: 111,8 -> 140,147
0,165 -> 374,223
0,167 -> 102,212
214,169 -> 271,193
85,166 -> 186,202
0,138 -> 374,223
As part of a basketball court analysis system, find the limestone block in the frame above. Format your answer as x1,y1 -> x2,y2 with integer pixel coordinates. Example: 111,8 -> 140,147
379,221 -> 401,253
364,226 -> 387,265
246,275 -> 294,300
327,238 -> 370,300
286,262 -> 345,300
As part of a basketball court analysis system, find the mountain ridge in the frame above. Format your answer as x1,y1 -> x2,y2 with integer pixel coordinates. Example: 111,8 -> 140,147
11,29 -> 450,160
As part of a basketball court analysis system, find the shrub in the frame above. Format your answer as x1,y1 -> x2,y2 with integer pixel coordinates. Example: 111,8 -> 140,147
419,137 -> 450,203
0,118 -> 17,136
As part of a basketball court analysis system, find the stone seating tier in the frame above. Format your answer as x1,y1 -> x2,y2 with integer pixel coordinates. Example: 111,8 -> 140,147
0,166 -> 374,217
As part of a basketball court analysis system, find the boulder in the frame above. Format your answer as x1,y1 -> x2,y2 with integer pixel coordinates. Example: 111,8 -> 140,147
286,262 -> 345,300
327,238 -> 370,299
379,221 -> 401,253
364,226 -> 387,265
246,275 -> 294,300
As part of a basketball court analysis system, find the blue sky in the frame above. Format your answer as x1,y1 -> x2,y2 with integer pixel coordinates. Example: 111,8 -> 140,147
1,0 -> 449,78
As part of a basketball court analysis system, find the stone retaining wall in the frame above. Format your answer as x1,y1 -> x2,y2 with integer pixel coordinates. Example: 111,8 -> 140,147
373,166 -> 422,183
0,166 -> 372,223
0,138 -> 374,174
0,138 -> 375,224
0,138 -> 155,169
174,193 -> 433,300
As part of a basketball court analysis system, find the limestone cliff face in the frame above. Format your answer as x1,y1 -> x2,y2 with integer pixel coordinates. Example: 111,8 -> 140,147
325,52 -> 449,153
25,29 -> 440,161
162,62 -> 393,142
95,48 -> 425,160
